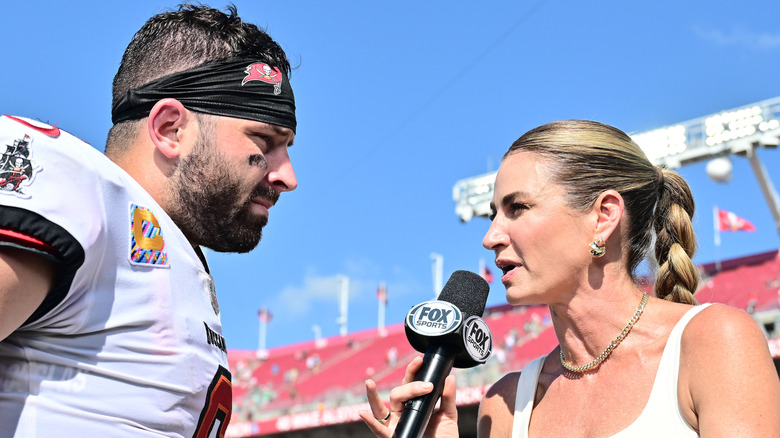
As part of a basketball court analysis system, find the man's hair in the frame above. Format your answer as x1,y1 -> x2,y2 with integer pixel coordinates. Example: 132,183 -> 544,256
105,3 -> 292,155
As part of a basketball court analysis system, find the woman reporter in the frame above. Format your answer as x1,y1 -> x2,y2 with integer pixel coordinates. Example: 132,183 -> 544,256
361,120 -> 780,437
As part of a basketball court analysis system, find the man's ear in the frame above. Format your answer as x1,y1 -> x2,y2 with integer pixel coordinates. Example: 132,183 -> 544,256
593,190 -> 624,242
147,98 -> 191,159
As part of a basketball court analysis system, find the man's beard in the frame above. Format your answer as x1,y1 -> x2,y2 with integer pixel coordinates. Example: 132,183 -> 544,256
166,135 -> 278,253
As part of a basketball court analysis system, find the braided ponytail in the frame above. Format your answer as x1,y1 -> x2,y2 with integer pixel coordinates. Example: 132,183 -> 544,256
653,169 -> 699,305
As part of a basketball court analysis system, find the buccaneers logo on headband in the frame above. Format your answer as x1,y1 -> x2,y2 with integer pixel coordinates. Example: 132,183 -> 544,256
242,63 -> 283,95
112,57 -> 297,132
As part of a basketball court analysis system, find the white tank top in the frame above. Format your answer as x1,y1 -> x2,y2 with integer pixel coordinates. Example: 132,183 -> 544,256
512,304 -> 711,437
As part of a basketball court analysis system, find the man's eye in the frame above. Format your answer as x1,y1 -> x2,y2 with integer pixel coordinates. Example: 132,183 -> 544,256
253,134 -> 271,143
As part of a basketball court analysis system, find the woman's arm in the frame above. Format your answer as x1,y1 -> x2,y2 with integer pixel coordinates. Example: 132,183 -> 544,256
478,371 -> 521,437
682,304 -> 780,436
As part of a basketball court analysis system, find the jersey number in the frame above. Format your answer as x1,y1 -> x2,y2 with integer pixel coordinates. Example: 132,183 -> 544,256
193,366 -> 233,438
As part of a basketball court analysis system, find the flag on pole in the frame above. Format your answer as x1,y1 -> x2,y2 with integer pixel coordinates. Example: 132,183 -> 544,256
376,283 -> 387,305
258,308 -> 272,323
479,259 -> 494,283
716,208 -> 756,232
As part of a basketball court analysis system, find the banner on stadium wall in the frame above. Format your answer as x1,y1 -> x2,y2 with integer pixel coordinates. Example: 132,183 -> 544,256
226,384 -> 492,437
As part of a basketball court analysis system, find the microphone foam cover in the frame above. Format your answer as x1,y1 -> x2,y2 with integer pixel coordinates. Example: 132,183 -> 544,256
437,270 -> 490,319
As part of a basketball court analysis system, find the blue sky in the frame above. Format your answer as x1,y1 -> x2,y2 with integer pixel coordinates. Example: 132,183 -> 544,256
3,0 -> 780,351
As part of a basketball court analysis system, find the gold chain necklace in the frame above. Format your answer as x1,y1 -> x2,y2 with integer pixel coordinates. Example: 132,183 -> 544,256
560,292 -> 649,373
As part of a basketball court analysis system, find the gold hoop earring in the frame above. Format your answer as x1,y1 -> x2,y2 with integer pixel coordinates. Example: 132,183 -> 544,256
589,238 -> 606,258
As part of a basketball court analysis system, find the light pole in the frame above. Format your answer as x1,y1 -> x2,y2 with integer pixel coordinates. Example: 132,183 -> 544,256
430,253 -> 443,298
336,275 -> 349,336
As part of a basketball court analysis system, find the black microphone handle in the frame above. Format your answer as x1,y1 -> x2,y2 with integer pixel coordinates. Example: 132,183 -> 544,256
393,343 -> 456,438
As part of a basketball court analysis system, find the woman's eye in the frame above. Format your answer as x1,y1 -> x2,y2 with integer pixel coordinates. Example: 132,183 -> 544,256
509,203 -> 526,214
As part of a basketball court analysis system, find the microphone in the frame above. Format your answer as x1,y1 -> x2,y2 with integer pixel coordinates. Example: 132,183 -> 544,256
393,270 -> 492,438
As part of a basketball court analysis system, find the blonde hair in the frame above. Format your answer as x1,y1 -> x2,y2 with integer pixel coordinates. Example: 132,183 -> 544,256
505,120 -> 698,304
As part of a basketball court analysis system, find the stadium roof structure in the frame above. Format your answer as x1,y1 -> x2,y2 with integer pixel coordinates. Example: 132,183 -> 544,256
226,249 -> 780,438
452,96 -> 780,228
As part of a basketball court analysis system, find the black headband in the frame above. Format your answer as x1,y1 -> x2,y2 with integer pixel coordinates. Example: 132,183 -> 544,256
111,57 -> 296,132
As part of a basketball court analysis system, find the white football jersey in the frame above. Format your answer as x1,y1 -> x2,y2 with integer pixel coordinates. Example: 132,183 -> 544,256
0,115 -> 232,437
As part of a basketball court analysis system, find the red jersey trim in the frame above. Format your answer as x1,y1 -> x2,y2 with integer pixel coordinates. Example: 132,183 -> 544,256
3,115 -> 61,137
0,228 -> 58,256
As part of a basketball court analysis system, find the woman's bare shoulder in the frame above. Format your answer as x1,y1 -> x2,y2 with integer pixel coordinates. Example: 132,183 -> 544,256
680,303 -> 780,436
682,302 -> 766,346
478,370 -> 523,437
